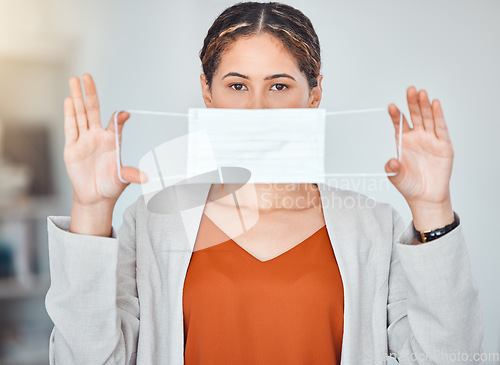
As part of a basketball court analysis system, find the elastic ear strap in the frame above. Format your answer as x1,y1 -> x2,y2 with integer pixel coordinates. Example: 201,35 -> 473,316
398,111 -> 403,163
325,107 -> 386,116
113,110 -> 189,184
325,106 -> 403,177
114,110 -> 128,184
115,107 -> 403,183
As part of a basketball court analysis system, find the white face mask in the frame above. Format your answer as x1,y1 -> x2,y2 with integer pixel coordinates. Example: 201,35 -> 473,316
185,108 -> 326,184
115,107 -> 403,188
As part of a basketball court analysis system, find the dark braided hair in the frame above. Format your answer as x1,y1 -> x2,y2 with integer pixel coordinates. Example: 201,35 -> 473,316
199,2 -> 321,90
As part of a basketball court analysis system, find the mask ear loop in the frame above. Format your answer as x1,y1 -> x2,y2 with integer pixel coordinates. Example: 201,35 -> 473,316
114,107 -> 404,182
114,107 -> 403,215
113,110 -> 189,184
323,107 -> 403,178
397,111 -> 403,167
113,109 -> 244,232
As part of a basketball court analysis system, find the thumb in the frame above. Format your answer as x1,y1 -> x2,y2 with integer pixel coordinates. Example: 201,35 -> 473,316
385,158 -> 400,174
385,159 -> 403,185
121,166 -> 149,184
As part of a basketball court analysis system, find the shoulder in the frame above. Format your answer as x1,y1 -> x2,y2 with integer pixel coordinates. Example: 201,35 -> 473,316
123,185 -> 183,220
319,183 -> 404,244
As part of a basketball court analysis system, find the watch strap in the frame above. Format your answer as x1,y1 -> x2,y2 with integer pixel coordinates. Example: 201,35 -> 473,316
412,211 -> 460,244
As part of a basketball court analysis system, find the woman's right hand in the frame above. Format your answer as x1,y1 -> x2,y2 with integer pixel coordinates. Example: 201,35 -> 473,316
64,74 -> 148,209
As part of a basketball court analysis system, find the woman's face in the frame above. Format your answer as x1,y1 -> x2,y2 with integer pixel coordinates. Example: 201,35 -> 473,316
200,32 -> 323,109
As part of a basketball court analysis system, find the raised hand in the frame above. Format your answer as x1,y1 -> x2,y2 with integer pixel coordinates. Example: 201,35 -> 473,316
64,74 -> 147,209
385,86 -> 455,230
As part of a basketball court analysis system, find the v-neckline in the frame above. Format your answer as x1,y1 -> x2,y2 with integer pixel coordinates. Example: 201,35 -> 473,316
199,213 -> 326,263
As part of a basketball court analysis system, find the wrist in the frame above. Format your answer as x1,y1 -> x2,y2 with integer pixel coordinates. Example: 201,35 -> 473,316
72,196 -> 115,213
412,211 -> 459,243
70,198 -> 115,237
408,197 -> 454,232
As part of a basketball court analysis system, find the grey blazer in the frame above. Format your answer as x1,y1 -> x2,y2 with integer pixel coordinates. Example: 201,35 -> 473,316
45,182 -> 484,364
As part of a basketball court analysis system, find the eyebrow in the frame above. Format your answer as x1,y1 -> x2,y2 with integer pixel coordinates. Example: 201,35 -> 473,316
221,72 -> 296,81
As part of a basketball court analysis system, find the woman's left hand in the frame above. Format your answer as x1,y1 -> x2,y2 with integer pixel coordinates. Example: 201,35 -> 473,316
385,86 -> 454,211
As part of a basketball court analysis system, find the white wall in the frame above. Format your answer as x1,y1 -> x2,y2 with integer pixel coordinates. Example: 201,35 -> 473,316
12,0 -> 500,357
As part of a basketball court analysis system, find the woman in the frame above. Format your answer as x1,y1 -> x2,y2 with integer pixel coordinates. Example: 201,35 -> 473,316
45,2 -> 483,364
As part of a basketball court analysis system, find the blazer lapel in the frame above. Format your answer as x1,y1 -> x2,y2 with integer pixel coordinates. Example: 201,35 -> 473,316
317,182 -> 353,364
317,182 -> 387,364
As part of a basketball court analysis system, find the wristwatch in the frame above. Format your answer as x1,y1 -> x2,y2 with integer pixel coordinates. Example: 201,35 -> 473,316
412,211 -> 460,244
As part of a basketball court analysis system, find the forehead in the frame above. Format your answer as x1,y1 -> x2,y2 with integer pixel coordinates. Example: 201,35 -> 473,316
215,33 -> 301,77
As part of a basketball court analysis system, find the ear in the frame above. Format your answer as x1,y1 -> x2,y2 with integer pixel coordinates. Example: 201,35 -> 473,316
308,75 -> 323,108
200,74 -> 213,107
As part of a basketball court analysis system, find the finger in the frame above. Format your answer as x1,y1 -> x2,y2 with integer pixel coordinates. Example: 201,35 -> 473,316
418,89 -> 435,133
121,166 -> 149,184
64,97 -> 78,146
407,86 -> 424,130
82,73 -> 101,129
388,103 -> 411,134
69,76 -> 89,133
106,111 -> 131,137
432,99 -> 450,141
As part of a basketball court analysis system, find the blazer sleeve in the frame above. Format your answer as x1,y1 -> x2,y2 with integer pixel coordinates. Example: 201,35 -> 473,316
44,199 -> 140,364
386,206 -> 485,364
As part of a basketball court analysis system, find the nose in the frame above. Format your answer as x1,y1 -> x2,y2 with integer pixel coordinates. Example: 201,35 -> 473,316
246,92 -> 269,109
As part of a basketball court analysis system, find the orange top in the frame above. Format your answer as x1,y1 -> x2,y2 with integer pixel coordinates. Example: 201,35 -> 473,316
183,213 -> 344,364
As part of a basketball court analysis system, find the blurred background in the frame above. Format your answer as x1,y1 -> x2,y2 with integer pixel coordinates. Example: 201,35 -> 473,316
0,0 -> 498,363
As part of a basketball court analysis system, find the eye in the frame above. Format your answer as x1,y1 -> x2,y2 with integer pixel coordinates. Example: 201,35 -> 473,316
230,83 -> 247,91
270,83 -> 288,91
